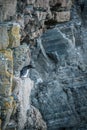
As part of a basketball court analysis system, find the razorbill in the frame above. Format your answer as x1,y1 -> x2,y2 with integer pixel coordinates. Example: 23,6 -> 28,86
20,65 -> 34,78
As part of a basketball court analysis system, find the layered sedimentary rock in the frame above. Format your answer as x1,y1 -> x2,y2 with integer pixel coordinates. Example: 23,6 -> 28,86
30,24 -> 87,130
0,23 -> 20,130
1,0 -> 87,130
0,0 -> 47,129
0,23 -> 20,50
17,0 -> 72,43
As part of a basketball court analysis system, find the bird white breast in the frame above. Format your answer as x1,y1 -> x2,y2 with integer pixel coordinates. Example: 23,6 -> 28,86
21,69 -> 29,78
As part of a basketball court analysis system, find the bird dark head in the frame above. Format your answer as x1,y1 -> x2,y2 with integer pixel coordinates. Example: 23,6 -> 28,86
27,64 -> 34,69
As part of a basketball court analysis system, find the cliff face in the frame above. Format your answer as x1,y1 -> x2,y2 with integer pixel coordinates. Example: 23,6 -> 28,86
0,0 -> 87,130
17,0 -> 72,43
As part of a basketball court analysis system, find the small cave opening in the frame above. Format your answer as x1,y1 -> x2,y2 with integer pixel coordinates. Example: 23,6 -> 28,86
45,19 -> 58,28
50,3 -> 62,11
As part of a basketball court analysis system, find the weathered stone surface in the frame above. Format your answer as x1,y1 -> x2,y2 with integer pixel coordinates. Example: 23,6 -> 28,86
17,0 -> 72,43
41,28 -> 69,54
0,50 -> 13,96
1,1 -> 87,130
5,120 -> 17,130
1,96 -> 13,110
8,23 -> 20,48
1,96 -> 14,130
12,77 -> 33,130
25,105 -> 47,130
0,0 -> 17,22
0,1 -> 21,130
0,24 -> 9,50
54,11 -> 70,22
13,44 -> 31,76
0,23 -> 20,50
30,23 -> 87,130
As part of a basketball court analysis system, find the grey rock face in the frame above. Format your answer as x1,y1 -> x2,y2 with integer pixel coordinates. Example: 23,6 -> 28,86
17,0 -> 72,43
76,0 -> 87,24
0,0 -> 17,22
41,28 -> 69,55
25,105 -> 47,130
13,44 -> 31,77
1,0 -> 87,130
30,24 -> 87,130
12,77 -> 34,130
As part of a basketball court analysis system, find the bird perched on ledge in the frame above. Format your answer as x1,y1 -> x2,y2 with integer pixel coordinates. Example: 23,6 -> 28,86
20,65 -> 34,78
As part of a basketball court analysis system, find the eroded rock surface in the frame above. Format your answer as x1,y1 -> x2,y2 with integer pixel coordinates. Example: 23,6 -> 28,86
30,21 -> 87,130
1,0 -> 87,130
0,0 -> 17,22
17,0 -> 72,43
24,105 -> 47,130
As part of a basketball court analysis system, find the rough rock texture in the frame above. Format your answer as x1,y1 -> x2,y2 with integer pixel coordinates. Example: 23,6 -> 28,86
0,29 -> 19,130
0,23 -> 20,50
0,23 -> 20,130
0,49 -> 13,97
12,77 -> 34,130
25,105 -> 47,130
17,0 -> 72,43
0,0 -> 17,22
29,6 -> 87,129
1,0 -> 87,130
13,44 -> 31,76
